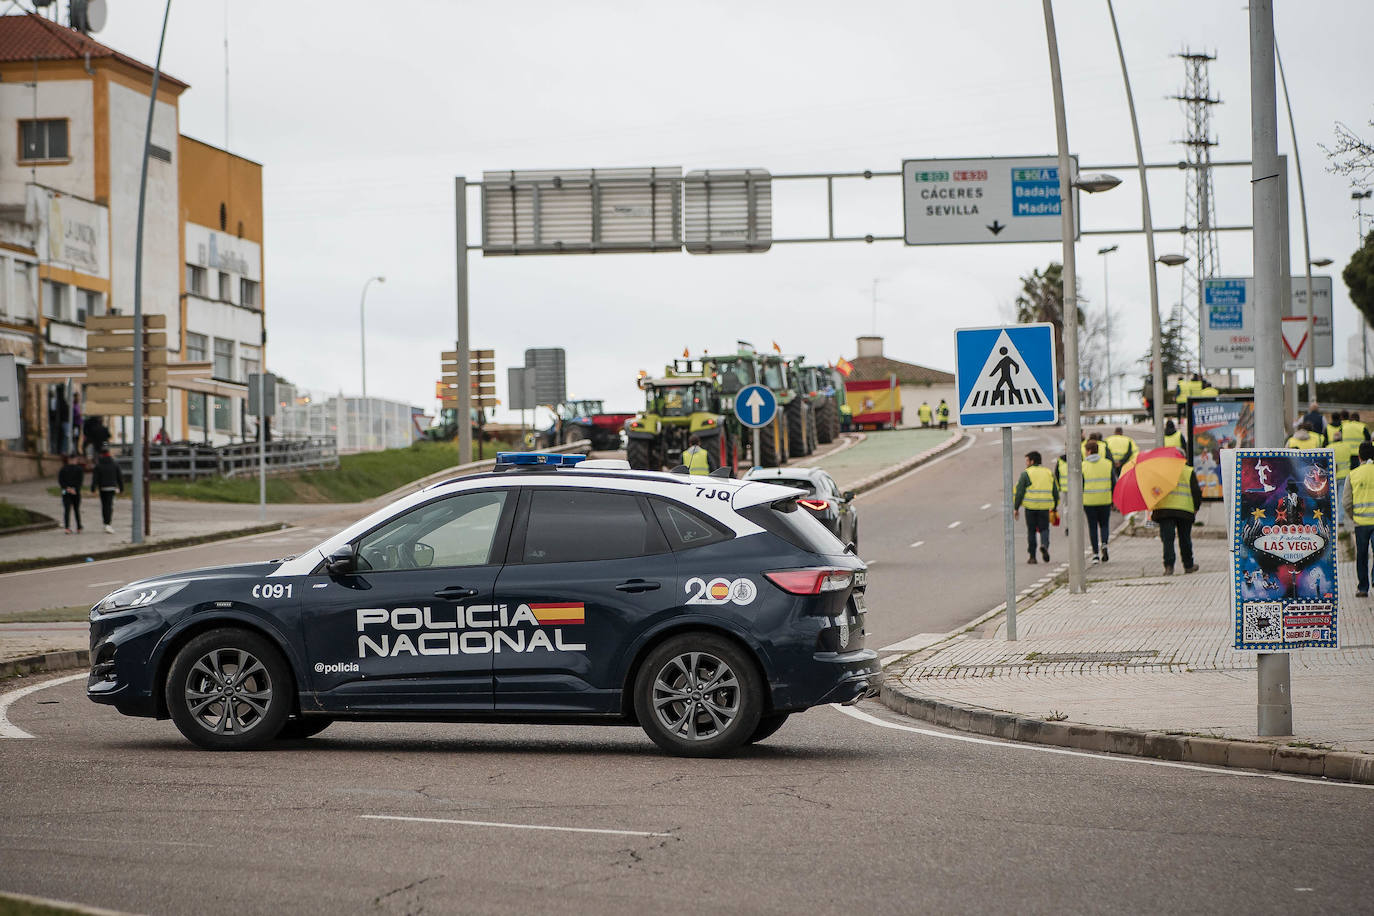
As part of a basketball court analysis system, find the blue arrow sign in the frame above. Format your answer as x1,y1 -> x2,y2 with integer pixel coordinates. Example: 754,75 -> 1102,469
734,384 -> 777,428
954,323 -> 1058,427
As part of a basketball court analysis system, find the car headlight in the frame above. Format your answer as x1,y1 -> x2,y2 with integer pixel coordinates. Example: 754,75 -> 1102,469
94,581 -> 189,615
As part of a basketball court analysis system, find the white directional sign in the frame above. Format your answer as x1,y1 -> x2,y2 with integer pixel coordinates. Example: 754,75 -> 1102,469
955,324 -> 1058,427
1202,275 -> 1334,369
734,384 -> 777,429
902,156 -> 1080,246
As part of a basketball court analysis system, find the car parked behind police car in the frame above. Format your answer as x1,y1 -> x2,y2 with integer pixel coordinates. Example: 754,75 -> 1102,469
87,453 -> 880,757
743,466 -> 858,549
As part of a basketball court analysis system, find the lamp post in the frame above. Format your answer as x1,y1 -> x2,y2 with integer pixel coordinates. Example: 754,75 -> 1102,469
1097,244 -> 1118,412
1155,254 -> 1189,419
359,275 -> 385,451
1043,0 -> 1121,595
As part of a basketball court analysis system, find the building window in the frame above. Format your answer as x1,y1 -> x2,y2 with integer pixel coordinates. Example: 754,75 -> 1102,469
213,337 -> 235,379
186,332 -> 207,362
148,144 -> 172,163
44,280 -> 69,322
0,255 -> 7,318
12,262 -> 37,322
188,393 -> 206,429
19,119 -> 68,162
240,278 -> 259,309
241,357 -> 259,382
213,396 -> 232,432
186,265 -> 206,296
75,289 -> 102,324
218,272 -> 231,302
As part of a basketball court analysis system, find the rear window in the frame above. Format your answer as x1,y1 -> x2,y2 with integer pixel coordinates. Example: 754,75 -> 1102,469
740,498 -> 848,555
759,477 -> 815,494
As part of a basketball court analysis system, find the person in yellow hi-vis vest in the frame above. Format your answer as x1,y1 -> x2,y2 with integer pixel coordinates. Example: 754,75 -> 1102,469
936,400 -> 950,430
1342,442 -> 1374,596
917,402 -> 932,428
1013,450 -> 1058,565
1081,440 -> 1116,563
1331,425 -> 1357,496
1342,412 -> 1370,447
1286,423 -> 1322,449
682,434 -> 711,475
1163,419 -> 1187,454
1105,426 -> 1137,472
1152,459 -> 1202,575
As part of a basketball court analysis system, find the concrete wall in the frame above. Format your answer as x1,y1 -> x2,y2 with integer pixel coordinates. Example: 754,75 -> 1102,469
0,77 -> 95,206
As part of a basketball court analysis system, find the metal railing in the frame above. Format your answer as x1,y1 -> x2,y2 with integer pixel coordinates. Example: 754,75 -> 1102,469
114,437 -> 339,480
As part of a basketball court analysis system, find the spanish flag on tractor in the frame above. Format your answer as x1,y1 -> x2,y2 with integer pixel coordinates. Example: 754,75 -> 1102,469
835,357 -> 854,378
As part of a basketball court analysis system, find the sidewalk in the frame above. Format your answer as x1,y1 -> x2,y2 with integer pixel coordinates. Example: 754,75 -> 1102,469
0,476 -> 349,569
883,501 -> 1374,773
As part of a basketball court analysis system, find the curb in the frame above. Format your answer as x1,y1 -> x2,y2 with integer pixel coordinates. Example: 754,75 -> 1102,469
848,430 -> 968,496
0,649 -> 90,679
879,681 -> 1374,785
0,522 -> 287,575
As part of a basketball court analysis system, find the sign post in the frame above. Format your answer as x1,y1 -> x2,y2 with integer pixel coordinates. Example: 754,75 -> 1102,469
733,383 -> 778,470
955,323 -> 1060,640
248,372 -> 276,522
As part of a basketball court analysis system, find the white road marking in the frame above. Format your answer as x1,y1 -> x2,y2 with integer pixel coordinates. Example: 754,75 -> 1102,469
361,814 -> 672,838
0,672 -> 87,739
947,520 -> 961,529
909,540 -> 924,548
980,503 -> 992,510
833,705 -> 1374,791
879,632 -> 946,652
86,580 -> 124,589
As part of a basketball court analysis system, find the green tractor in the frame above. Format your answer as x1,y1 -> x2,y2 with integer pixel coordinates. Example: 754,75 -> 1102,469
702,347 -> 790,468
760,354 -> 817,460
625,360 -> 740,472
800,364 -> 845,444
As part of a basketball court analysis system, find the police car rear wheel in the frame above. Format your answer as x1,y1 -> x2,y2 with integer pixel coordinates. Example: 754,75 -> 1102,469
634,635 -> 762,757
166,628 -> 293,751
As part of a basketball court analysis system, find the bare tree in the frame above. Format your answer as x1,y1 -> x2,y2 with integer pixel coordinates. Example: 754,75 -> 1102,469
1322,116 -> 1374,187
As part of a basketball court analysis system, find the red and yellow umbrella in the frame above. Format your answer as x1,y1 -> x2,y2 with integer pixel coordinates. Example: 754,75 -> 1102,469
1113,446 -> 1187,514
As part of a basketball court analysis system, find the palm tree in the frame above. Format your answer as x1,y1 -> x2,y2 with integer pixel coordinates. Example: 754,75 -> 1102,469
1014,262 -> 1082,382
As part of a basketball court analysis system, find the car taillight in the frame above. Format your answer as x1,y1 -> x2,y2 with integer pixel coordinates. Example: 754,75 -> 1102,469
764,568 -> 853,595
797,498 -> 830,511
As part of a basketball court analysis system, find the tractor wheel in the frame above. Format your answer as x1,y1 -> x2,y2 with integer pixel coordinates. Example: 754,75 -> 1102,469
785,399 -> 810,458
563,425 -> 586,446
815,400 -> 837,444
627,438 -> 658,471
827,398 -> 843,440
756,417 -> 782,468
806,406 -> 818,453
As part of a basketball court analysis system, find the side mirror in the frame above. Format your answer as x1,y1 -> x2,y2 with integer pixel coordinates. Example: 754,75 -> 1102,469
325,547 -> 356,575
843,491 -> 855,502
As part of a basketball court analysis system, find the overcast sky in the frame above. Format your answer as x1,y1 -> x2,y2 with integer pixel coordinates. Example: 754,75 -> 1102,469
87,0 -> 1374,421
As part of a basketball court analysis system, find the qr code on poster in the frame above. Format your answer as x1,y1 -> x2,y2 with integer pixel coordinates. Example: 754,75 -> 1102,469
1242,601 -> 1283,643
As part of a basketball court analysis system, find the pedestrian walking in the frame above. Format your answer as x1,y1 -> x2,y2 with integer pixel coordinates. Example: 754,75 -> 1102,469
83,414 -> 110,462
917,401 -> 932,428
1081,439 -> 1116,563
1342,442 -> 1374,597
1343,411 -> 1371,446
1013,450 -> 1058,565
57,453 -> 84,534
90,448 -> 124,533
1301,401 -> 1325,438
936,399 -> 950,430
1105,426 -> 1137,472
1153,457 -> 1202,575
1162,419 -> 1188,455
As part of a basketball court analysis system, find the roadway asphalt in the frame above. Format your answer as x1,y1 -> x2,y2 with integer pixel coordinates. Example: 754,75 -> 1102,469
2,678 -> 1370,914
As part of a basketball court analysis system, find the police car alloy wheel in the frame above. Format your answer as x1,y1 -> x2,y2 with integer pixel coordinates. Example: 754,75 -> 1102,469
165,629 -> 293,751
634,633 -> 762,757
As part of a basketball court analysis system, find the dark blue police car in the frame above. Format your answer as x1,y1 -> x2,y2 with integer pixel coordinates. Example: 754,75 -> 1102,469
87,453 -> 880,757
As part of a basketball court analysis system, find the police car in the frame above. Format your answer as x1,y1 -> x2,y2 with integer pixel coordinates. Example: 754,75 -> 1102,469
87,453 -> 880,757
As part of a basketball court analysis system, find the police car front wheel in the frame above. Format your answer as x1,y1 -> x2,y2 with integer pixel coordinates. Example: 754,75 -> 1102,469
165,628 -> 293,751
633,634 -> 763,757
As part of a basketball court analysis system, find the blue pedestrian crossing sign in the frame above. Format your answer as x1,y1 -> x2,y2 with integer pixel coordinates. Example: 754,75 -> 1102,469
734,384 -> 778,429
954,323 -> 1058,427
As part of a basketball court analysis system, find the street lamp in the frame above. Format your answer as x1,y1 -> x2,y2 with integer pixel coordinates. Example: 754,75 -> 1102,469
1044,0 -> 1121,597
1157,253 -> 1188,267
359,275 -> 385,451
1153,254 -> 1189,422
1097,245 -> 1118,411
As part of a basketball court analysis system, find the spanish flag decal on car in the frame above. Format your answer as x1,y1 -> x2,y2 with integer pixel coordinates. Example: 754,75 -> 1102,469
528,602 -> 585,625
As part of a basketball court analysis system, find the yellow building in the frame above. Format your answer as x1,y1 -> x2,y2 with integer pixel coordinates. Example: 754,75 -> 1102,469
0,11 -> 265,478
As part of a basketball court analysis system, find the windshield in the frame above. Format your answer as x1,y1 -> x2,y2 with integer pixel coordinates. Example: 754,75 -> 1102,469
762,363 -> 785,388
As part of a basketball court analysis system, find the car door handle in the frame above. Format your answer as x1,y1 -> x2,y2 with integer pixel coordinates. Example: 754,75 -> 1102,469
433,586 -> 479,600
615,579 -> 661,593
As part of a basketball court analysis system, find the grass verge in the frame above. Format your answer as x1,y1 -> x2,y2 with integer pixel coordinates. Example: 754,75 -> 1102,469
0,500 -> 47,531
146,439 -> 508,504
1,606 -> 91,623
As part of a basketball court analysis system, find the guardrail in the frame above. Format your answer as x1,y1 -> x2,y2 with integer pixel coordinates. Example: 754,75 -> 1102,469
113,437 -> 339,480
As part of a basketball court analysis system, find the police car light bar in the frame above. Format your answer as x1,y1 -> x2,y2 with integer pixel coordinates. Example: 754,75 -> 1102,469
495,452 -> 587,467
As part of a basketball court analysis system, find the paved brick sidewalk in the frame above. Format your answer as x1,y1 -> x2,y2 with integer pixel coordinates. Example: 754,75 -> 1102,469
889,511 -> 1374,755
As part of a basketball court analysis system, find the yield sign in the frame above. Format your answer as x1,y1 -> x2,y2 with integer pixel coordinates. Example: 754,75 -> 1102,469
1281,317 -> 1310,360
